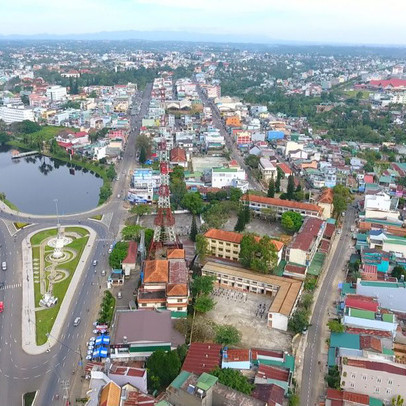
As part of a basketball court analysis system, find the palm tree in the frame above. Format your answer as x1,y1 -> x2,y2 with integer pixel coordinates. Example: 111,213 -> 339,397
392,396 -> 404,406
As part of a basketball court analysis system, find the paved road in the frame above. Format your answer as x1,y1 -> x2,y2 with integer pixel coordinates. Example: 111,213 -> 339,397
0,83 -> 152,405
195,84 -> 263,191
300,206 -> 356,406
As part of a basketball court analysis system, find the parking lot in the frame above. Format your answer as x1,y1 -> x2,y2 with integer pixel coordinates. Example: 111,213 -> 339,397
206,286 -> 292,351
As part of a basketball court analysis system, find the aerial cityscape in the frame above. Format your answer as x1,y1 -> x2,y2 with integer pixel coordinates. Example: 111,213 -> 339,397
1,2 -> 406,406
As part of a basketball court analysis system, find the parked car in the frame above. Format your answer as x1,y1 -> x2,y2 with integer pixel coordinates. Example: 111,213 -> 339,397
1,262 -> 6,271
86,355 -> 92,360
0,301 -> 3,313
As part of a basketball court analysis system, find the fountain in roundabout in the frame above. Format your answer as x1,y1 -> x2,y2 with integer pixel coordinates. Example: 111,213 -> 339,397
39,225 -> 73,308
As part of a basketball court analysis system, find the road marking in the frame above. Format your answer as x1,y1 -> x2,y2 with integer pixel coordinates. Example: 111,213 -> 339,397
0,283 -> 22,290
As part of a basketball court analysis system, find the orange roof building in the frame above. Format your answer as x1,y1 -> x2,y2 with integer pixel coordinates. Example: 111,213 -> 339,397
99,381 -> 121,406
204,228 -> 284,265
241,194 -> 323,218
143,260 -> 168,284
225,116 -> 241,127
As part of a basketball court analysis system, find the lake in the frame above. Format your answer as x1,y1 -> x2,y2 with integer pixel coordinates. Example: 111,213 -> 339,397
0,146 -> 103,215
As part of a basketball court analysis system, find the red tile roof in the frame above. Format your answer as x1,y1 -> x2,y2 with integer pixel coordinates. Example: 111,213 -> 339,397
110,365 -> 146,378
323,223 -> 335,239
289,217 -> 324,251
166,283 -> 188,297
257,364 -> 289,382
252,384 -> 285,406
182,342 -> 222,375
251,348 -> 284,361
223,349 -> 250,363
364,174 -> 374,184
276,162 -> 292,175
168,259 -> 188,284
369,79 -> 406,88
318,188 -> 334,204
143,260 -> 168,283
360,335 -> 382,353
241,194 -> 322,214
167,249 -> 185,259
345,327 -> 392,338
326,389 -> 370,405
123,390 -> 156,406
345,295 -> 379,312
346,358 -> 406,375
284,263 -> 307,275
170,147 -> 187,162
123,241 -> 137,264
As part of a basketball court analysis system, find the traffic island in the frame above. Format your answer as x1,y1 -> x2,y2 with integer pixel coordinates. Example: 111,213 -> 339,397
22,225 -> 97,354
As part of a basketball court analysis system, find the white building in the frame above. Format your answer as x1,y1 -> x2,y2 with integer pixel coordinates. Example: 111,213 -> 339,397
0,105 -> 35,124
259,158 -> 277,181
211,166 -> 246,188
285,141 -> 304,157
364,192 -> 391,212
46,86 -> 67,102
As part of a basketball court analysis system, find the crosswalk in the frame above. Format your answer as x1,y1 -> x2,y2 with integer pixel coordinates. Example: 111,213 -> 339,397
0,283 -> 22,291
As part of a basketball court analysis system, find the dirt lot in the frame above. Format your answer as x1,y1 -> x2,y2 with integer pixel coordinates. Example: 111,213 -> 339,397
206,286 -> 292,352
223,215 -> 284,239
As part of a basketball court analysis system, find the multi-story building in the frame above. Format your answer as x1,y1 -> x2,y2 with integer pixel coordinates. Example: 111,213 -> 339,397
204,228 -> 284,264
259,158 -> 277,181
202,261 -> 302,331
340,357 -> 406,402
211,166 -> 246,189
241,194 -> 323,219
0,105 -> 35,124
46,85 -> 67,102
137,249 -> 189,318
128,168 -> 159,204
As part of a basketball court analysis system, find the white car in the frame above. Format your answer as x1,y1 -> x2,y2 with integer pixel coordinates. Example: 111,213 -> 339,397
89,337 -> 96,342
86,355 -> 92,360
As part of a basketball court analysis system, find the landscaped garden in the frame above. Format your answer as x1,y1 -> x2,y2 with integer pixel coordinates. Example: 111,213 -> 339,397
30,227 -> 89,345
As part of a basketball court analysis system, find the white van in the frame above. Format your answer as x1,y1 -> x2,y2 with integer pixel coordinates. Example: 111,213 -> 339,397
1,262 -> 6,271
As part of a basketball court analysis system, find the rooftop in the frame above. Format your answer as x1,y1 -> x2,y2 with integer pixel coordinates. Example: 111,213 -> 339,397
143,260 -> 168,283
182,342 -> 222,375
289,217 -> 324,252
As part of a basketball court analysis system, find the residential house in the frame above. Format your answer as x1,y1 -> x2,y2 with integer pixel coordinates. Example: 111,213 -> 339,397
325,388 -> 383,406
121,241 -> 138,276
221,349 -> 251,370
317,188 -> 334,219
211,165 -> 246,189
170,147 -> 188,168
259,158 -> 277,181
99,381 -> 121,406
182,342 -> 222,375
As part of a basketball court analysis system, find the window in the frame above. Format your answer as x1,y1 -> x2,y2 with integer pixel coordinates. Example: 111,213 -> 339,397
177,307 -> 183,311
177,299 -> 182,303
226,243 -> 230,246
388,380 -> 393,385
386,389 -> 391,395
362,375 -> 367,381
374,387 -> 380,393
351,374 -> 356,379
377,378 -> 382,383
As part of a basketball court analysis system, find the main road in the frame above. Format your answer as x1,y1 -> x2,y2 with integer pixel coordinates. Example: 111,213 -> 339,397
0,82 -> 152,405
300,205 -> 356,406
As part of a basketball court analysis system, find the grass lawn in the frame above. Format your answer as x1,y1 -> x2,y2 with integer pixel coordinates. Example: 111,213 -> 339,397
31,227 -> 89,345
23,392 -> 36,406
90,214 -> 103,221
3,198 -> 19,211
344,90 -> 370,99
14,222 -> 29,229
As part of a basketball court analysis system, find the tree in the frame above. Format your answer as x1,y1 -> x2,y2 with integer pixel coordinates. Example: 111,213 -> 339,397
281,211 -> 303,233
239,234 -> 277,273
234,208 -> 247,232
106,164 -> 116,181
135,134 -> 152,156
99,184 -> 112,204
109,241 -> 129,268
229,187 -> 242,202
286,175 -> 295,200
333,184 -> 352,218
194,294 -> 215,313
289,393 -> 300,406
267,177 -> 275,198
392,265 -> 406,281
288,308 -> 310,334
275,173 -> 281,193
0,132 -> 10,146
215,324 -> 241,346
146,349 -> 181,392
244,154 -> 260,169
190,215 -> 198,242
139,146 -> 147,164
195,234 -> 209,263
210,367 -> 254,395
363,162 -> 374,172
182,192 -> 204,215
130,204 -> 151,217
121,225 -> 143,240
328,319 -> 345,333
191,275 -> 215,298
18,120 -> 41,134
325,366 -> 341,389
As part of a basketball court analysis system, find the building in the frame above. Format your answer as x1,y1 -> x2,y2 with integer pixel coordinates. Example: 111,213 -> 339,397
182,342 -> 222,375
128,169 -> 158,204
0,105 -> 35,124
325,388 -> 383,406
121,241 -> 138,276
202,261 -> 302,331
170,147 -> 188,168
221,348 -> 251,370
241,194 -> 323,219
166,371 -> 266,406
46,85 -> 67,102
110,310 -> 184,360
340,357 -> 406,402
285,218 -> 325,268
364,192 -> 392,212
204,229 -> 284,264
259,158 -> 277,181
317,188 -> 334,219
137,253 -> 189,318
211,166 -> 246,189
99,381 -> 121,406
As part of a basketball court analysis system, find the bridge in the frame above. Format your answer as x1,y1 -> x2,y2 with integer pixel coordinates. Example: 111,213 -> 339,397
11,150 -> 39,159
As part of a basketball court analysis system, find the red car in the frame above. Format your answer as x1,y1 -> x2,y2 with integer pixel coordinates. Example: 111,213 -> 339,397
0,302 -> 3,313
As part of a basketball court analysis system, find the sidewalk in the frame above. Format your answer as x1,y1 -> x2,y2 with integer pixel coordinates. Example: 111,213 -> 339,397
22,225 -> 97,355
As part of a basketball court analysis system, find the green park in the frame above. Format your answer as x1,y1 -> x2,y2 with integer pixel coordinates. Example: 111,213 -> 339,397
30,227 -> 89,345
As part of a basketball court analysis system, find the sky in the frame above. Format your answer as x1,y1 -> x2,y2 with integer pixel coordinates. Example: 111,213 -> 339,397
1,0 -> 406,45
